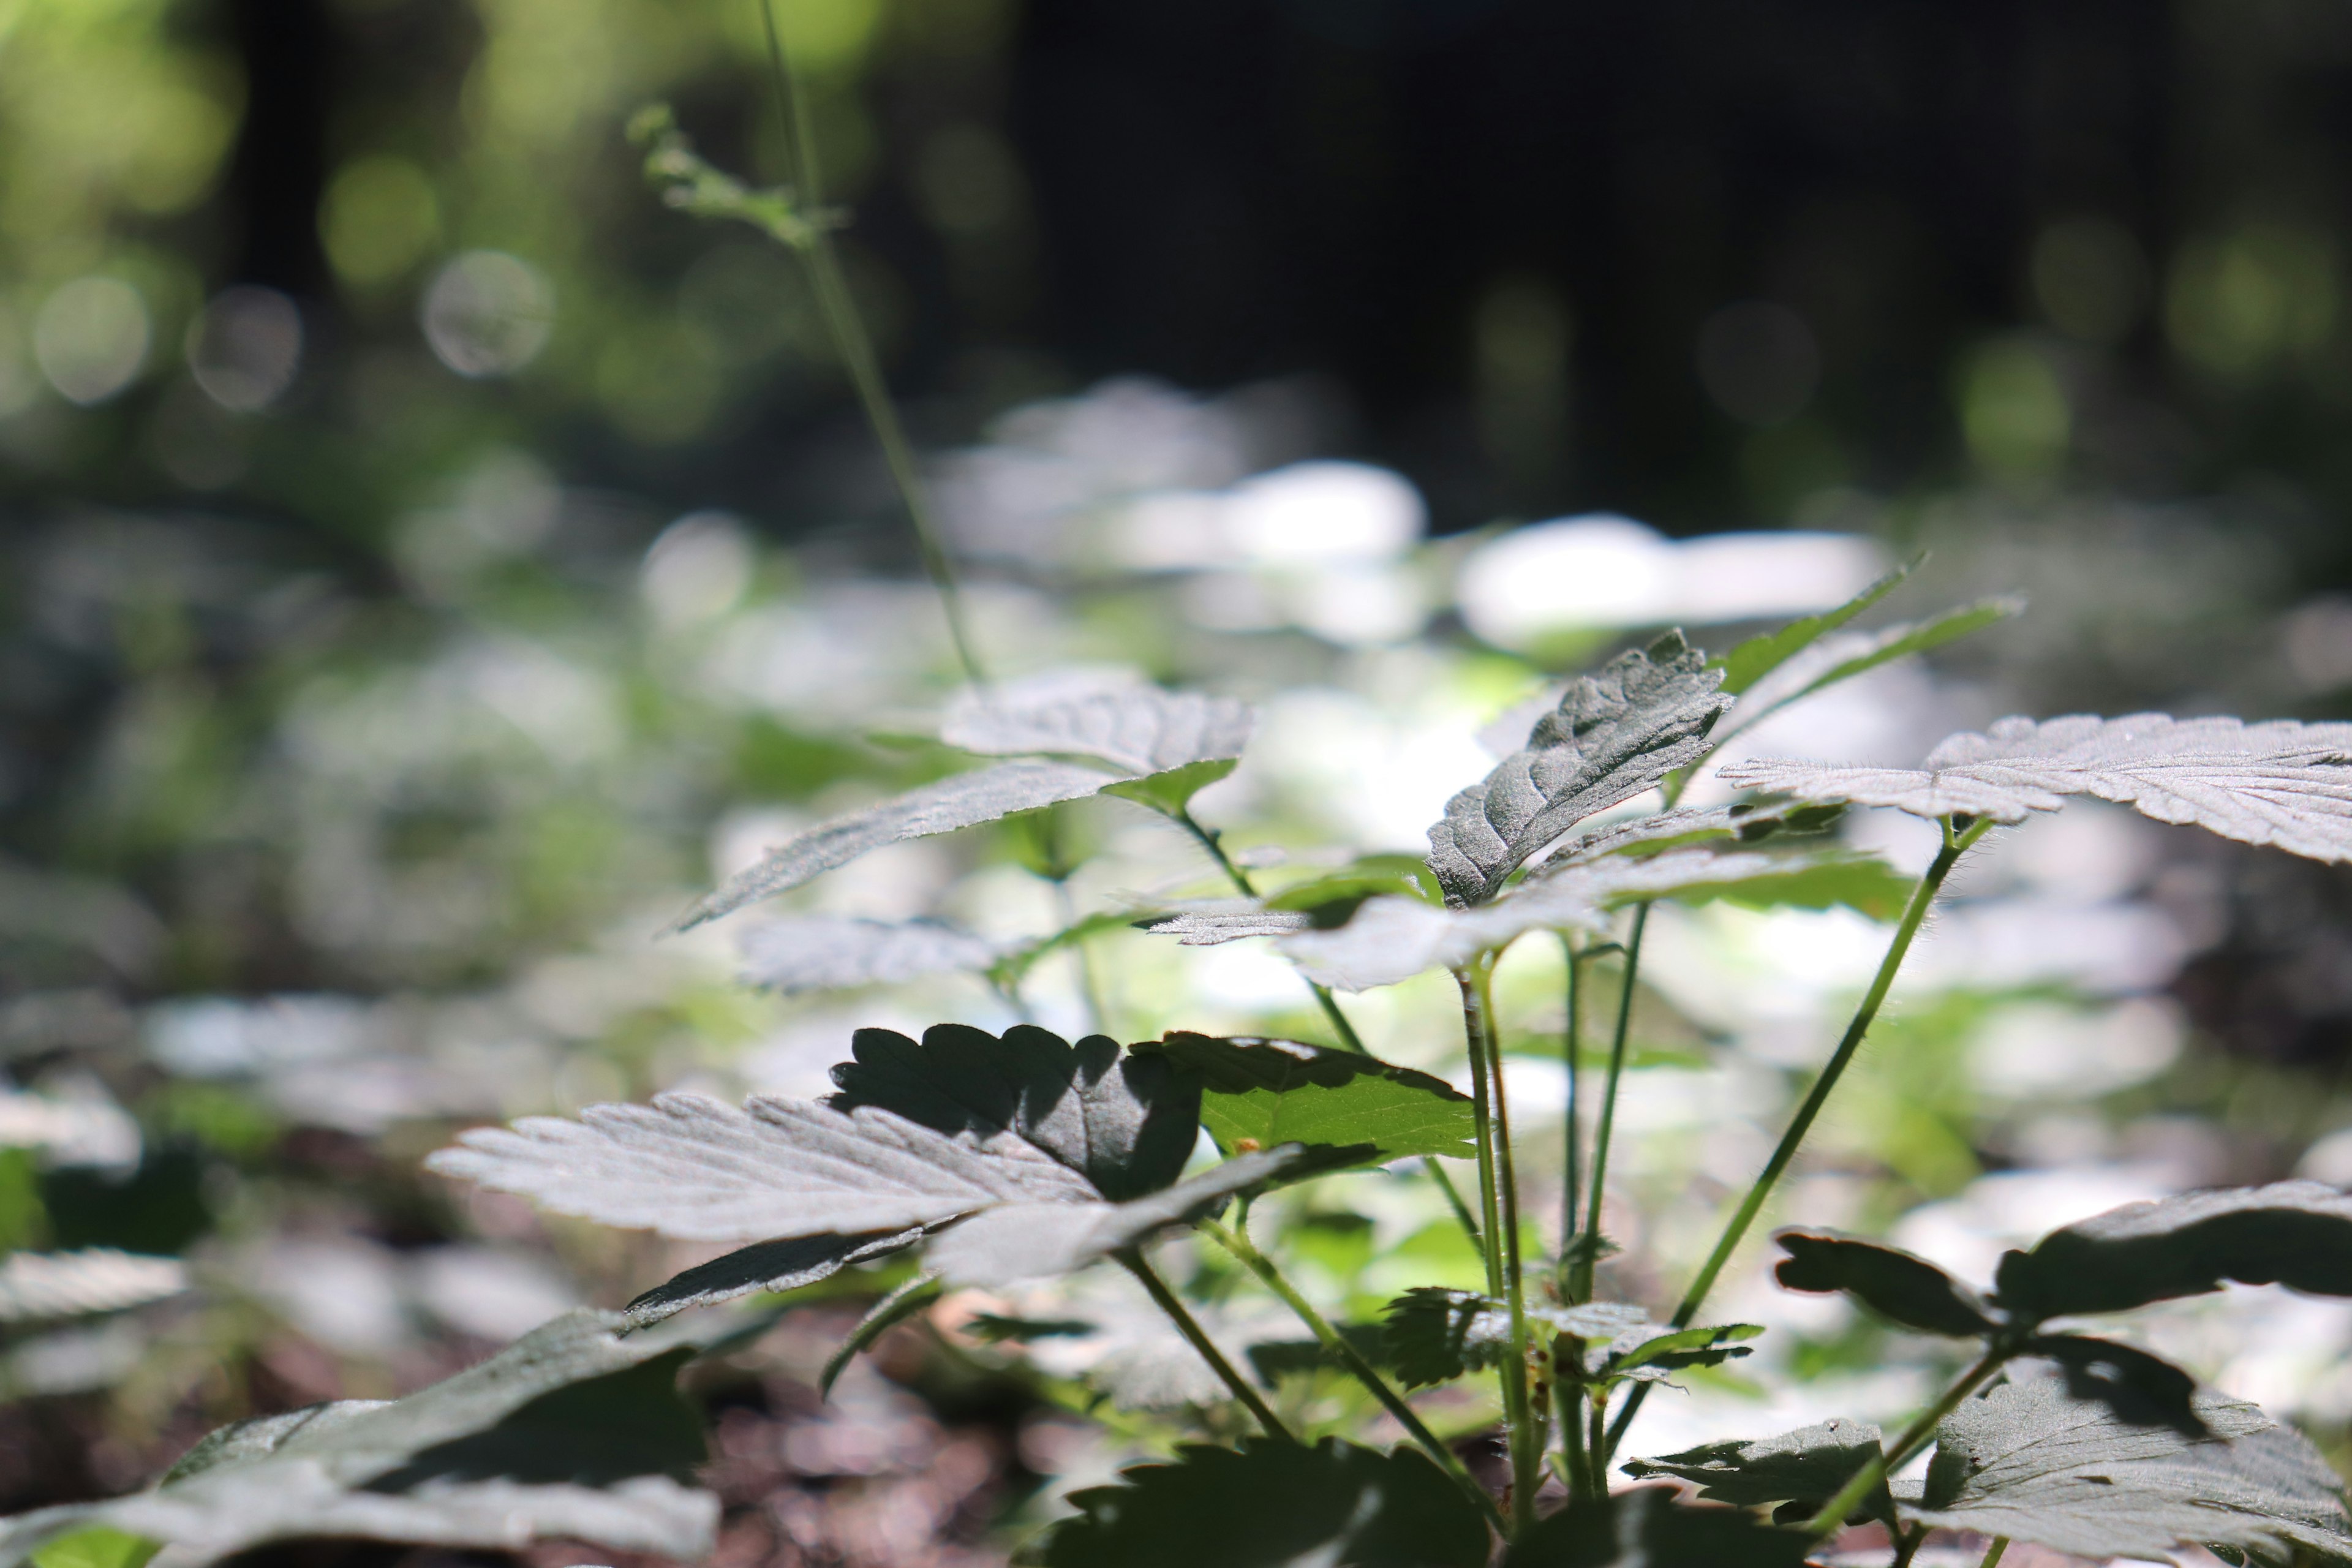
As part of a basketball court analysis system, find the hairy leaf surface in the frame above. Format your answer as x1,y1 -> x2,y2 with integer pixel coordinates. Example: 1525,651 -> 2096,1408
940,673 -> 1253,777
1774,1228 -> 2000,1336
1501,1485 -> 1815,1566
1902,1376 -> 2352,1564
1427,632 -> 1733,907
1025,1437 -> 1489,1568
738,916 -> 1007,993
0,1310 -> 718,1567
1722,714 -> 2352,861
1623,1417 -> 1890,1522
1994,1180 -> 2352,1322
1134,1033 -> 1475,1159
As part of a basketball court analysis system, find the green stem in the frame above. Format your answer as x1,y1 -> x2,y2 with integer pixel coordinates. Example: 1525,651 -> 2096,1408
1118,1250 -> 1295,1444
1889,1523 -> 1928,1568
1976,1537 -> 2010,1568
1804,1341 -> 2010,1537
1479,963 -> 1541,1531
1574,904 -> 1649,1302
1199,1218 -> 1504,1532
1458,967 -> 1537,1535
1561,1369 -> 1591,1500
1177,805 -> 1485,1261
1603,816 -> 1988,1460
1052,877 -> 1110,1036
756,0 -> 987,687
1560,936 -> 1583,1289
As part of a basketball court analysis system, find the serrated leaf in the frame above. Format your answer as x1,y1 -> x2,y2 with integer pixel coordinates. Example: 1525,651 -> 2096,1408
1245,1322 -> 1392,1384
1774,1228 -> 2000,1336
1994,1180 -> 2352,1323
1428,631 -> 1734,907
1715,557 -> 1918,696
1133,1033 -> 1476,1159
941,673 -> 1253,776
0,1310 -> 719,1567
1623,1417 -> 1891,1524
1382,1287 -> 1510,1387
622,1227 -> 929,1325
0,1251 -> 186,1324
738,916 -> 1008,994
1501,1485 -> 1815,1566
1025,1437 -> 1489,1568
926,1144 -> 1363,1287
1722,714 -> 2352,862
2022,1335 -> 2207,1439
679,759 -> 1121,929
1137,902 -> 1313,946
1902,1376 -> 2352,1564
1280,845 -> 1888,992
827,1024 -> 1200,1201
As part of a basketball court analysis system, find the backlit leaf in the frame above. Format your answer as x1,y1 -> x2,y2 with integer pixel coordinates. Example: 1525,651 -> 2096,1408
738,916 -> 1007,994
1501,1485 -> 1815,1566
1134,1033 -> 1475,1159
1427,631 -> 1733,907
1774,1228 -> 2000,1336
1722,714 -> 2352,862
1994,1181 -> 2352,1323
1714,557 -> 1917,696
1623,1417 -> 1891,1524
940,672 -> 1253,777
1727,595 -> 2022,731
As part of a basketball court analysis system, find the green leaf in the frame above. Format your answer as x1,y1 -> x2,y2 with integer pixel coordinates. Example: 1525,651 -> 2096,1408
1994,1181 -> 2352,1324
1134,1033 -> 1476,1160
1602,1322 -> 1764,1378
1774,1228 -> 2000,1336
1902,1376 -> 2352,1564
1100,756 -> 1239,815
1264,856 -> 1445,911
1023,1438 -> 1490,1568
1662,849 -> 1912,920
1381,1287 -> 1504,1387
1714,557 -> 1918,695
1501,1485 -> 1815,1566
820,1273 -> 943,1396
1623,1417 -> 1891,1526
1773,595 -> 2022,706
28,1530 -> 156,1568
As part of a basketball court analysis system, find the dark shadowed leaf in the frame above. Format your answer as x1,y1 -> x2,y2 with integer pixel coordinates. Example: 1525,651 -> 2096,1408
1022,1438 -> 1490,1568
1134,1033 -> 1475,1159
623,1227 -> 929,1325
1502,1485 -> 1815,1566
1245,1322 -> 1392,1384
1774,1229 -> 2000,1336
1902,1376 -> 2352,1564
1599,1322 -> 1763,1380
0,1310 -> 719,1567
1994,1181 -> 2352,1322
1623,1417 -> 1891,1525
1722,715 -> 2352,862
1714,558 -> 1917,696
828,1024 -> 1203,1201
1382,1287 -> 1502,1387
738,916 -> 1007,994
2021,1335 -> 2207,1438
1427,631 -> 1733,907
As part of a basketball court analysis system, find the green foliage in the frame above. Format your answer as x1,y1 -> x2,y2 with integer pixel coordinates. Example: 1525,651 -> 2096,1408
1136,1033 -> 1476,1159
28,1530 -> 157,1568
1501,1486 -> 1815,1566
1773,1229 -> 1999,1336
1623,1417 -> 1891,1525
1099,757 -> 1240,815
1714,557 -> 1917,695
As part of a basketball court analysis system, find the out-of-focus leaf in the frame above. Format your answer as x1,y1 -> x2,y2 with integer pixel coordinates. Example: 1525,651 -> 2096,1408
1901,1376 -> 2352,1564
940,673 -> 1253,777
819,1273 -> 943,1396
827,1025 -> 1201,1201
1501,1485 -> 1815,1566
1244,1322 -> 1392,1384
1134,1033 -> 1475,1159
1427,631 -> 1733,907
926,1145 -> 1366,1287
0,1251 -> 185,1324
1137,902 -> 1313,946
28,1529 -> 156,1568
1722,714 -> 2352,862
0,1310 -> 719,1567
1689,850 -> 1914,919
1714,559 -> 1917,696
1022,1438 -> 1489,1568
1774,1228 -> 2000,1336
1738,597 -> 2023,721
2022,1335 -> 2207,1438
1100,758 -> 1238,814
1623,1417 -> 1890,1524
1550,799 -> 1845,862
1600,1321 -> 1763,1379
622,1227 -> 929,1325
738,916 -> 1008,994
1381,1287 -> 1512,1387
992,911 -> 1153,988
1994,1181 -> 2352,1322
676,759 -> 1120,929
1264,856 -> 1444,911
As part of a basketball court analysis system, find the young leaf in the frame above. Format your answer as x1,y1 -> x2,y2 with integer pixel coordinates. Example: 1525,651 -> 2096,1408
1722,714 -> 2352,863
738,916 -> 1008,994
1427,631 -> 1733,907
1623,1417 -> 1891,1524
426,1092 -> 1097,1243
1714,557 -> 1917,696
1901,1375 -> 2352,1565
925,1144 -> 1364,1287
1724,596 -> 2024,733
940,673 -> 1253,778
1599,1321 -> 1763,1379
0,1310 -> 720,1566
1993,1180 -> 2352,1323
1773,1229 -> 2001,1336
827,1024 -> 1202,1201
0,1250 -> 186,1324
1023,1437 -> 1490,1568
1500,1485 -> 1815,1566
622,1226 -> 930,1325
677,759 -> 1120,929
1138,902 -> 1314,946
1099,758 -> 1239,815
1133,1033 -> 1476,1160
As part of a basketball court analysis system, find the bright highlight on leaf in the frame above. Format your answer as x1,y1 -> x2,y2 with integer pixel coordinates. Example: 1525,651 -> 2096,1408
739,915 -> 1008,993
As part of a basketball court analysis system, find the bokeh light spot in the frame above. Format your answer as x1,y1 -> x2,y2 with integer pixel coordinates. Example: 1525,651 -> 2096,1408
421,251 -> 554,378
33,276 -> 151,406
320,156 -> 442,289
186,287 -> 302,412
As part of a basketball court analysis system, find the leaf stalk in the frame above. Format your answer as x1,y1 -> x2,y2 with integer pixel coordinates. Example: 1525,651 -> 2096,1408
1117,1250 -> 1296,1444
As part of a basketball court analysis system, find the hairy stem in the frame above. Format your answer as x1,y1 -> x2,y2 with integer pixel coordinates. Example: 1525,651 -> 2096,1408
1481,963 -> 1541,1530
1888,1523 -> 1928,1568
1573,905 -> 1650,1302
1804,1341 -> 2010,1537
1117,1250 -> 1295,1443
1459,967 -> 1537,1534
1199,1218 -> 1504,1531
1178,805 -> 1485,1258
1604,816 -> 1988,1459
757,0 -> 986,687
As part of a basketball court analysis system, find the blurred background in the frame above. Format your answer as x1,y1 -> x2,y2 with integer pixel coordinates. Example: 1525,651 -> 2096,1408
12,0 -> 2352,1562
